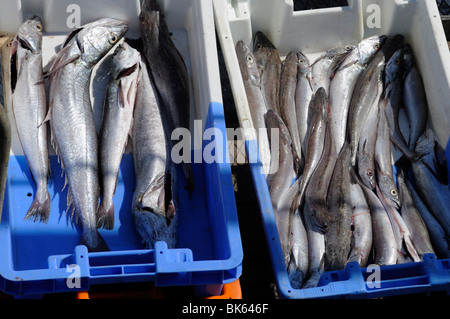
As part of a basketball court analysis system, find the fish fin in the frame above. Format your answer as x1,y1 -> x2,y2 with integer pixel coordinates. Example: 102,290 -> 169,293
43,45 -> 81,80
97,200 -> 115,230
24,189 -> 51,224
80,231 -> 110,252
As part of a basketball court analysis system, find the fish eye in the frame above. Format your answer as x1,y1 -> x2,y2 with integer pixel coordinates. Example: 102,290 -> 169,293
246,55 -> 253,63
395,58 -> 400,65
256,43 -> 263,50
108,33 -> 119,44
345,45 -> 352,51
374,43 -> 380,50
299,59 -> 305,64
391,189 -> 398,196
367,171 -> 373,177
35,23 -> 42,31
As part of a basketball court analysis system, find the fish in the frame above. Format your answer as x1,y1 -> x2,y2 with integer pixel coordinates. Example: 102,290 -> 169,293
253,31 -> 282,114
288,200 -> 309,289
97,42 -> 141,230
302,204 -> 326,289
383,48 -> 416,160
348,35 -> 404,167
357,87 -> 380,190
295,53 -> 313,157
235,40 -> 271,176
347,176 -> 372,267
402,44 -> 428,150
10,16 -> 51,223
357,179 -> 397,266
279,51 -> 302,173
132,56 -> 176,249
376,184 -> 420,263
405,177 -> 450,259
299,88 -> 328,207
304,99 -> 337,232
0,103 -> 10,218
265,109 -> 294,216
47,18 -> 128,252
140,0 -> 194,195
310,45 -> 355,95
375,97 -> 401,209
328,35 -> 386,155
325,144 -> 353,271
412,132 -> 450,236
397,170 -> 435,258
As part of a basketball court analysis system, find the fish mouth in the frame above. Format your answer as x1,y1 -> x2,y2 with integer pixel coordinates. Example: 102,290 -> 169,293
17,37 -> 38,54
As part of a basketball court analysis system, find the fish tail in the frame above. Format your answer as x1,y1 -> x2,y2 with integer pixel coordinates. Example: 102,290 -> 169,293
97,199 -> 115,230
80,230 -> 110,252
24,188 -> 51,223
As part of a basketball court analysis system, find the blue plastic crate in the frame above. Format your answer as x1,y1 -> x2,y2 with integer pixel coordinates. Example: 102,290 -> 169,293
246,139 -> 450,299
0,102 -> 243,297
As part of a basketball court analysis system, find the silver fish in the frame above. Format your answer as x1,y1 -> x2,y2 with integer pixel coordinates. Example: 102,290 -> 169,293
347,176 -> 372,267
266,109 -> 294,215
325,144 -> 353,271
132,57 -> 175,249
357,87 -> 380,190
329,35 -> 386,155
403,45 -> 428,150
384,48 -> 416,160
288,200 -> 309,289
397,171 -> 435,258
0,103 -> 11,218
310,45 -> 355,95
98,42 -> 140,230
405,177 -> 450,258
375,98 -> 401,209
47,18 -> 128,251
254,31 -> 282,114
140,0 -> 194,194
302,204 -> 325,289
358,182 -> 397,266
10,17 -> 51,223
295,53 -> 313,157
236,40 -> 271,176
279,51 -> 302,173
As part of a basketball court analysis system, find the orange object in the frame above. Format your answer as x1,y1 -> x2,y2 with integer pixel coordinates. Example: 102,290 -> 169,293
205,279 -> 242,299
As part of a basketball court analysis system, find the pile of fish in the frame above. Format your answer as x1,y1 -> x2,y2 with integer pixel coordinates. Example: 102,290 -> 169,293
236,32 -> 450,289
7,0 -> 192,252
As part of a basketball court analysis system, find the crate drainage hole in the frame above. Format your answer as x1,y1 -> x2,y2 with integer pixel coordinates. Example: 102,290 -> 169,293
27,193 -> 32,197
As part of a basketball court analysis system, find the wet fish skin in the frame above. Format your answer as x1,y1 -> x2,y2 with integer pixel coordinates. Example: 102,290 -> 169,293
279,51 -> 302,173
325,144 -> 354,271
405,177 -> 450,258
375,99 -> 401,209
295,53 -> 313,156
98,43 -> 140,230
310,45 -> 355,95
329,35 -> 386,155
402,45 -> 428,150
357,88 -> 380,190
357,179 -> 397,266
10,17 -> 51,223
235,40 -> 271,176
397,171 -> 435,258
48,18 -> 128,251
288,202 -> 309,289
140,0 -> 194,195
265,109 -> 294,215
254,31 -> 282,114
133,57 -> 175,249
347,175 -> 372,267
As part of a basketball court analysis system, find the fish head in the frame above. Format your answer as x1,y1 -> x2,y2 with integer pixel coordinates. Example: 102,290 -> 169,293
385,48 -> 404,85
378,174 -> 401,209
402,44 -> 415,74
236,40 -> 261,87
77,18 -> 128,68
111,42 -> 141,80
15,16 -> 43,54
357,35 -> 386,65
358,154 -> 376,190
141,0 -> 163,12
297,52 -> 311,76
253,31 -> 279,69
